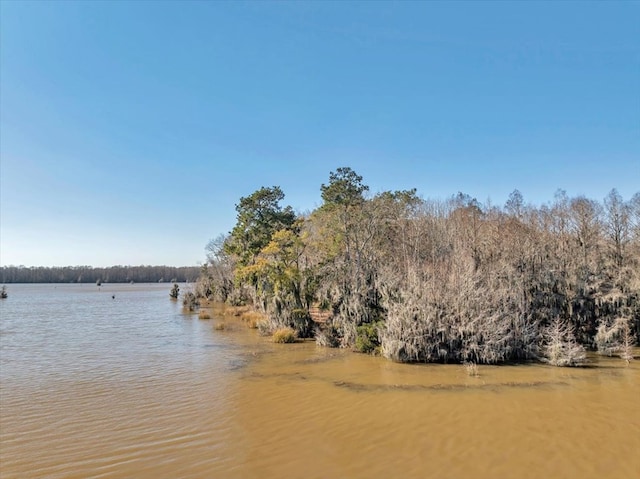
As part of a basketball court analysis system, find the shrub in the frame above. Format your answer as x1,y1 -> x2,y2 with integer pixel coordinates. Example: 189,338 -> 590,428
258,320 -> 274,337
198,310 -> 211,320
228,305 -> 251,317
182,291 -> 199,311
355,321 -> 382,354
542,317 -> 586,367
272,327 -> 297,343
169,283 -> 180,299
291,308 -> 314,338
214,322 -> 226,330
241,311 -> 267,329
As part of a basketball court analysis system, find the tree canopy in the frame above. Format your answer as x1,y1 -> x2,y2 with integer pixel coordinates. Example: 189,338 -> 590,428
224,186 -> 296,267
320,167 -> 369,207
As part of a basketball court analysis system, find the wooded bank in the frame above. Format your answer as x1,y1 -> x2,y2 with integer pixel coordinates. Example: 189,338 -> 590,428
196,168 -> 639,366
0,265 -> 200,284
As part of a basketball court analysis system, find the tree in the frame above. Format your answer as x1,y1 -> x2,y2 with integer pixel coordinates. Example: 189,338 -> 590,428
202,234 -> 236,302
595,316 -> 636,361
320,167 -> 368,207
568,196 -> 602,270
604,188 -> 630,269
451,193 -> 484,271
619,319 -> 636,363
237,227 -> 315,337
505,189 -> 524,218
205,233 -> 229,264
315,168 -> 376,346
629,192 -> 640,243
225,186 -> 296,267
542,317 -> 586,367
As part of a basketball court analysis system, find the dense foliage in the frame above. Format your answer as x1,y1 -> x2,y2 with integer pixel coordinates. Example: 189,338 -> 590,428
199,168 -> 639,365
0,265 -> 200,284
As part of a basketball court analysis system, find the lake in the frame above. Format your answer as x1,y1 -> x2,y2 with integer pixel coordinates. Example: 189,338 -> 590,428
1,283 -> 638,478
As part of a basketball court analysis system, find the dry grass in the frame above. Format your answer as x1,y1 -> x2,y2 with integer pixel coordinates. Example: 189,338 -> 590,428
214,322 -> 226,331
198,310 -> 212,320
241,311 -> 267,329
272,327 -> 297,343
226,305 -> 251,317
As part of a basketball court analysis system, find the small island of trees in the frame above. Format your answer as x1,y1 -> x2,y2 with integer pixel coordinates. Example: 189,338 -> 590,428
195,167 -> 638,366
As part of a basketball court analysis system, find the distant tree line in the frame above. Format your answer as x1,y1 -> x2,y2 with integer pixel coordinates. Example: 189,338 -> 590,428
197,167 -> 639,366
0,265 -> 200,284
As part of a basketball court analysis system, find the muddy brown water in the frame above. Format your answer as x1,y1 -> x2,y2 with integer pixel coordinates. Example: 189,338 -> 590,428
1,284 -> 638,478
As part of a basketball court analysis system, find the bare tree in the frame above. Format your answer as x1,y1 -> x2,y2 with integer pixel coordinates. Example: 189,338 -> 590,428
505,189 -> 524,219
595,316 -> 635,362
604,189 -> 630,269
568,196 -> 602,271
542,317 -> 586,367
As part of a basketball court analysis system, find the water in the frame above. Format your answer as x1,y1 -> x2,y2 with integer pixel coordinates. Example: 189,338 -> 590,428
1,284 -> 638,478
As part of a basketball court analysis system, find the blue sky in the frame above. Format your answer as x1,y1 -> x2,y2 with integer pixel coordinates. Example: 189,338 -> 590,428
1,1 -> 638,267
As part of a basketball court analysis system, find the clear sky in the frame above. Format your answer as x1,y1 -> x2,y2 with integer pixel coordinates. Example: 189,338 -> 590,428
1,1 -> 638,267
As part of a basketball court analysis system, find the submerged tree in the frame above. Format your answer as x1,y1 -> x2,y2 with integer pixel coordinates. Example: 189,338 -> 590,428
595,316 -> 636,362
170,283 -> 180,299
542,317 -> 586,367
619,319 -> 636,363
182,290 -> 199,311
